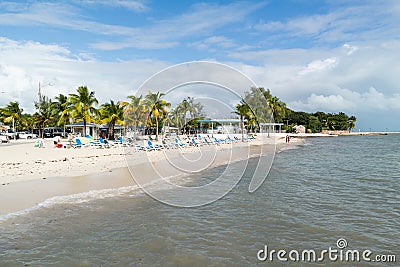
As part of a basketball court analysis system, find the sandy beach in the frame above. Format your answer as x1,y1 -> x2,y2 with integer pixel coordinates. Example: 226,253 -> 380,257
0,134 -> 299,216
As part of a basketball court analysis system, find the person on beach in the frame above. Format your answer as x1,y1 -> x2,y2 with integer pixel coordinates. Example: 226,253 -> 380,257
285,135 -> 290,143
53,136 -> 60,148
68,133 -> 73,148
34,138 -> 46,148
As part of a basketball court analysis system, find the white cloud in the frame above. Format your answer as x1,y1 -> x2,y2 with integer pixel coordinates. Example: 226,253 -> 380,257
188,36 -> 236,52
255,13 -> 337,37
298,57 -> 338,75
289,87 -> 400,114
76,0 -> 148,12
0,2 -> 139,36
0,37 -> 168,113
253,1 -> 400,45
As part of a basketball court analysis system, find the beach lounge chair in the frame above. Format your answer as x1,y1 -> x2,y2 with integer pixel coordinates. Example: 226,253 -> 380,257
213,137 -> 225,144
97,137 -> 112,148
246,134 -> 256,140
191,138 -> 204,147
203,138 -> 213,146
111,136 -> 128,147
124,138 -> 143,150
87,138 -> 102,148
162,140 -> 174,149
147,140 -> 162,150
175,138 -> 186,148
72,138 -> 85,148
137,140 -> 156,151
226,136 -> 235,143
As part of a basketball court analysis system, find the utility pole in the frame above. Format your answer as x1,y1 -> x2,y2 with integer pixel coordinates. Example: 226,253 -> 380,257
38,82 -> 53,113
38,82 -> 41,113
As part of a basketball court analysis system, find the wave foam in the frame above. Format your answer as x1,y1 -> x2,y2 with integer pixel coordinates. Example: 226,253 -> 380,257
0,185 -> 141,222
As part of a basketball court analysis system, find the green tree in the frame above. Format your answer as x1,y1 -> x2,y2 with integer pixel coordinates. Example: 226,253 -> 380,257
144,91 -> 171,140
65,86 -> 99,137
348,116 -> 357,132
33,96 -> 54,138
267,95 -> 286,123
233,101 -> 251,141
21,113 -> 34,131
244,87 -> 271,124
125,95 -> 146,138
186,96 -> 205,119
53,94 -> 69,136
169,107 -> 184,133
99,100 -> 126,140
178,99 -> 192,133
0,101 -> 23,139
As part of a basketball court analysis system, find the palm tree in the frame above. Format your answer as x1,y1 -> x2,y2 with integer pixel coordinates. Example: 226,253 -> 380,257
66,86 -> 98,137
144,91 -> 171,140
33,96 -> 54,138
169,107 -> 184,133
187,96 -> 205,118
125,95 -> 145,137
21,113 -> 34,131
234,101 -> 251,141
53,94 -> 69,137
178,99 -> 192,133
267,96 -> 286,122
348,116 -> 357,132
99,100 -> 126,140
0,101 -> 23,140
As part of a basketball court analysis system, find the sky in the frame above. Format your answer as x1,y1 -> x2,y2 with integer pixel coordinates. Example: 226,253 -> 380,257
0,0 -> 399,131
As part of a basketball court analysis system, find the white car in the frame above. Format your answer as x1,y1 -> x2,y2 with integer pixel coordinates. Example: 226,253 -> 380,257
0,134 -> 9,143
18,132 -> 38,139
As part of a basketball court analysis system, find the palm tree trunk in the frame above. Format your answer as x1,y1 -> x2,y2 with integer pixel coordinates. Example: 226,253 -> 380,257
83,119 -> 86,137
184,116 -> 187,134
12,117 -> 16,140
240,115 -> 244,141
155,116 -> 159,140
41,123 -> 45,138
110,122 -> 115,140
134,114 -> 137,141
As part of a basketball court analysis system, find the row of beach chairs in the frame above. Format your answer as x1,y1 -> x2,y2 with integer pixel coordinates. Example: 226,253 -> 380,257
71,134 -> 256,151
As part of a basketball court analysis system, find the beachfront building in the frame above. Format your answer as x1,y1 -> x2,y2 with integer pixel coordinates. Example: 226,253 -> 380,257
196,120 -> 285,135
259,123 -> 284,134
67,122 -> 100,139
197,119 -> 243,135
293,125 -> 306,134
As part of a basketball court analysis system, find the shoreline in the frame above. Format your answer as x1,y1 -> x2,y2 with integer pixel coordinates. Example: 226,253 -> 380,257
0,136 -> 301,217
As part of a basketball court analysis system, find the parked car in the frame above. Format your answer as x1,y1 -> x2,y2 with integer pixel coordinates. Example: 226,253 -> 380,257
44,127 -> 65,138
0,134 -> 9,143
17,131 -> 38,139
5,129 -> 18,139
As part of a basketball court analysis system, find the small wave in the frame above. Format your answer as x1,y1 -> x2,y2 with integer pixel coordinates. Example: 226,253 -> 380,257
0,185 -> 141,222
278,145 -> 301,153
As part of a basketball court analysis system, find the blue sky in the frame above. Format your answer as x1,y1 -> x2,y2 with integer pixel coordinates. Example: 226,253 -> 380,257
0,0 -> 399,131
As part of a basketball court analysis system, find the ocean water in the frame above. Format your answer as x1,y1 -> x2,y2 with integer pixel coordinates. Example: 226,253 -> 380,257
0,135 -> 399,266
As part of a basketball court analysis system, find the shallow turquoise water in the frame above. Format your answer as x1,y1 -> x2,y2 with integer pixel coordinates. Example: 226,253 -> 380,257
0,135 -> 398,266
